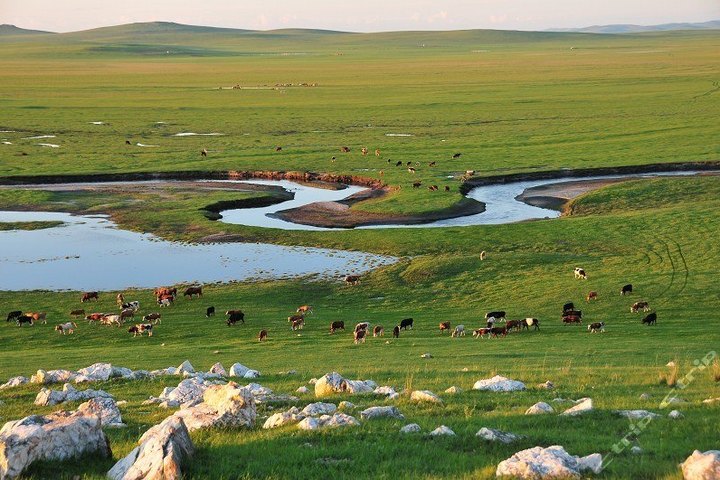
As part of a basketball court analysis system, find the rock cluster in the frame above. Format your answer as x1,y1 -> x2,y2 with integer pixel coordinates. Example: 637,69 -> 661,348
496,445 -> 602,479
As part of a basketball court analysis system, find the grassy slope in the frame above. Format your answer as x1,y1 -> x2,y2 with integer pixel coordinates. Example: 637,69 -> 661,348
0,27 -> 719,479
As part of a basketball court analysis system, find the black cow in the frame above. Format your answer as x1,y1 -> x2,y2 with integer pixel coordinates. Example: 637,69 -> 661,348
562,302 -> 575,314
16,315 -> 34,326
642,312 -> 657,325
330,321 -> 345,334
6,310 -> 22,322
227,311 -> 245,326
206,306 -> 215,318
490,326 -> 508,338
399,318 -> 413,330
621,284 -> 633,296
392,325 -> 400,338
523,318 -> 540,331
485,311 -> 506,320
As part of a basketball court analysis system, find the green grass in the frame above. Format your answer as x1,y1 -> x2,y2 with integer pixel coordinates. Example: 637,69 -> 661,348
0,26 -> 719,479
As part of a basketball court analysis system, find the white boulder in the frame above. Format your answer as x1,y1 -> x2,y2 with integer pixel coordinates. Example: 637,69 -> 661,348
668,410 -> 684,419
172,382 -> 256,432
429,425 -> 455,436
374,386 -> 397,397
680,450 -> 720,480
525,402 -> 555,415
410,390 -> 443,404
30,369 -> 77,385
476,427 -> 522,444
560,398 -> 593,416
76,363 -> 114,382
314,372 -> 345,397
360,406 -> 405,420
228,363 -> 250,377
296,386 -> 309,394
77,397 -> 125,427
297,413 -> 359,430
445,386 -> 462,394
107,416 -> 194,480
176,360 -> 195,375
0,377 -> 28,390
0,411 -> 110,479
343,379 -> 376,394
400,423 -> 421,434
614,410 -> 660,420
263,407 -> 305,429
496,445 -> 603,479
302,402 -> 337,417
473,375 -> 526,392
208,362 -> 227,376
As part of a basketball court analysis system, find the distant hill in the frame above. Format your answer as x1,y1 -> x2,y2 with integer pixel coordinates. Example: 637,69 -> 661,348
0,24 -> 55,36
549,20 -> 720,34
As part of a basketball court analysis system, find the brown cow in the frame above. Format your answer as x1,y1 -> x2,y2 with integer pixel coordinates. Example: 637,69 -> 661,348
142,313 -> 162,324
392,325 -> 400,338
85,312 -> 105,323
183,286 -> 203,298
375,149 -> 381,157
354,328 -> 367,344
490,326 -> 508,338
373,325 -> 384,337
258,329 -> 268,341
288,313 -> 304,323
291,317 -> 305,331
354,322 -> 370,333
340,146 -> 351,153
344,275 -> 360,285
473,328 -> 491,338
631,301 -> 650,313
296,305 -> 313,315
70,309 -> 85,318
505,319 -> 522,332
439,321 -> 451,334
586,291 -> 598,302
361,147 -> 368,156
120,308 -> 135,322
25,312 -> 47,324
81,292 -> 99,302
562,315 -> 582,324
330,321 -> 345,333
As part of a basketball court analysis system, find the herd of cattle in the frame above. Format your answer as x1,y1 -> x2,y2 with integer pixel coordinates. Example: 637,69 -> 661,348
4,267 -> 659,343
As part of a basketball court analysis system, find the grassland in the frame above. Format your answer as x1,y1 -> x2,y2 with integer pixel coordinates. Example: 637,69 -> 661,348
0,24 -> 719,479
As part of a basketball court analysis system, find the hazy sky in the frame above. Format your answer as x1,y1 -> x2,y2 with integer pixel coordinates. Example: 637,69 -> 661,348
1,0 -> 718,33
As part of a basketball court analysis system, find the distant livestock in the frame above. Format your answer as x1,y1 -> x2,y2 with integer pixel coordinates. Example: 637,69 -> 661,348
70,309 -> 85,318
523,318 -> 540,331
25,312 -> 47,324
16,315 -> 34,326
291,317 -> 305,330
574,268 -> 587,280
621,284 -> 633,296
296,305 -> 313,315
55,322 -> 77,335
354,328 -> 366,344
226,311 -> 245,326
452,153 -> 461,159
184,286 -> 203,298
373,325 -> 384,337
473,328 -> 490,338
330,321 -> 345,334
258,329 -> 268,341
344,275 -> 360,285
392,325 -> 400,338
399,318 -> 413,330
142,313 -> 162,324
631,301 -> 650,313
451,324 -> 465,337
206,306 -> 215,317
129,323 -> 153,337
642,312 -> 657,325
81,292 -> 99,302
562,302 -> 575,314
354,322 -> 370,333
588,322 -> 605,333
485,311 -> 506,321
439,321 -> 451,334
586,291 -> 598,302
490,326 -> 508,338
6,311 -> 22,322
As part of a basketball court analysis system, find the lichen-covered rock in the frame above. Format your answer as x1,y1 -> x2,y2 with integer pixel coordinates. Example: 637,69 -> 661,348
34,383 -> 113,407
30,369 -> 77,385
400,423 -> 421,434
668,410 -> 684,419
680,450 -> 720,480
537,381 -> 555,390
297,413 -> 359,430
176,360 -> 195,375
342,379 -> 376,394
302,402 -> 337,417
107,416 -> 194,480
172,382 -> 256,432
338,401 -> 355,411
263,407 -> 305,429
374,386 -> 397,397
314,372 -> 346,398
614,410 -> 660,420
161,378 -> 215,405
296,386 -> 309,394
525,402 -> 555,415
0,377 -> 28,390
76,363 -> 114,382
429,425 -> 455,436
208,363 -> 227,376
496,445 -> 602,479
445,386 -> 462,394
360,406 -> 404,420
77,397 -> 125,428
410,390 -> 443,404
0,411 -> 110,479
228,363 -> 250,377
560,398 -> 593,416
473,375 -> 526,392
476,427 -> 521,444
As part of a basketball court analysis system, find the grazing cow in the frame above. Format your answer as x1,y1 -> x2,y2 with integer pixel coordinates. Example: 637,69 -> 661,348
125,140 -> 132,145
485,311 -> 506,321
288,313 -> 304,323
340,146 -> 351,153
354,328 -> 367,344
523,318 -> 540,331
331,156 -> 336,162
486,316 -> 497,329
81,291 -> 99,302
444,186 -> 451,192
6,311 -> 22,322
291,317 -> 305,331
158,297 -> 173,307
399,318 -> 413,330
392,325 -> 400,338
206,306 -> 215,317
505,319 -> 522,332
430,185 -> 438,191
480,251 -> 486,261
641,312 -> 657,325
258,329 -> 268,341
588,322 -> 605,333
473,328 -> 491,338
354,322 -> 370,333
412,181 -> 422,188
586,291 -> 598,302
344,275 -> 360,285
121,301 -> 140,312
375,149 -> 381,157
227,311 -> 245,326
296,305 -> 313,315
562,315 -> 582,325
184,286 -> 203,298
395,161 -> 402,167
451,324 -> 465,337
16,315 -> 34,326
70,309 -> 85,318
116,293 -> 125,307
330,321 -> 345,333
85,313 -> 105,323
102,314 -> 122,327
55,322 -> 77,335
154,287 -> 177,299
25,312 -> 47,324
361,147 -> 368,156
120,308 -> 135,322
428,161 -> 436,167
631,301 -> 650,313
373,325 -> 384,337
129,323 -> 153,337
406,161 -> 412,167
439,321 -> 451,334
452,153 -> 462,159
574,267 -> 587,280
201,148 -> 208,157
490,326 -> 508,338
275,146 -> 282,152
142,313 -> 162,324
408,167 -> 416,173
621,284 -> 633,296
562,302 -> 575,314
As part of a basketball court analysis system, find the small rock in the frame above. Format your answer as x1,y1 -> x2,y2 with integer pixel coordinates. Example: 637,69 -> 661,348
302,402 -> 337,417
338,401 -> 355,411
410,390 -> 443,404
228,363 -> 250,377
374,386 -> 397,397
308,378 -> 318,385
476,427 -> 522,444
360,406 -> 405,420
400,423 -> 421,434
429,425 -> 455,436
159,400 -> 180,409
631,446 -> 642,455
702,397 -> 720,404
208,362 -> 227,376
0,376 -> 28,390
176,360 -> 195,375
614,410 -> 660,420
680,450 -> 720,480
537,381 -> 555,390
639,393 -> 651,400
473,375 -> 526,392
525,402 -> 554,415
561,398 -> 593,416
296,386 -> 309,394
668,410 -> 684,419
420,353 -> 433,359
444,386 -> 462,394
461,367 -> 469,372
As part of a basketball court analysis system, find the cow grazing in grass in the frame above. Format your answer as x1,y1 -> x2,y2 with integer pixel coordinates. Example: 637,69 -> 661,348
288,313 -> 304,324
444,186 -> 451,192
120,308 -> 135,322
451,324 -> 465,337
291,317 -> 305,331
428,161 -> 436,167
452,153 -> 462,159
6,311 -> 22,322
201,148 -> 208,157
490,326 -> 508,338
70,309 -> 85,318
505,319 -> 522,332
154,287 -> 177,299
642,312 -> 657,325
407,167 -> 416,173
55,322 -> 77,335
184,286 -> 203,298
340,146 -> 351,153
375,149 -> 381,157
439,321 -> 451,334
588,322 -> 605,333
142,313 -> 162,324
16,315 -> 34,326
412,181 -> 422,188
373,325 -> 384,337
227,311 -> 245,326
81,291 -> 99,302
258,329 -> 268,341
344,275 -> 360,286
129,323 -> 153,337
330,321 -> 345,334
85,313 -> 105,323
586,291 -> 598,302
523,318 -> 540,331
158,297 -> 173,307
354,322 -> 369,333
562,315 -> 582,325
485,311 -> 506,321
361,147 -> 368,156
116,293 -> 125,307
399,318 -> 413,330
562,302 -> 575,314
354,328 -> 367,344
480,251 -> 486,261
297,305 -> 313,315
621,284 -> 633,295
121,301 -> 139,312
392,325 -> 400,338
206,306 -> 215,317
275,146 -> 282,152
25,312 -> 47,324
101,314 -> 122,327
631,301 -> 650,313
574,267 -> 587,280
395,161 -> 402,167
473,328 -> 491,338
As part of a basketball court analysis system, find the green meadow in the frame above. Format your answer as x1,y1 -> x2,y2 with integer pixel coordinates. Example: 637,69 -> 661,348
0,23 -> 719,479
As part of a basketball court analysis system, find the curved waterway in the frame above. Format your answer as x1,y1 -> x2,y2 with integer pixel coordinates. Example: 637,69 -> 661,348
0,211 -> 395,291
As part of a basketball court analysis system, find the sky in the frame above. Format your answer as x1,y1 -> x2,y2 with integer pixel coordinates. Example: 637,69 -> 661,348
1,0 -> 718,33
